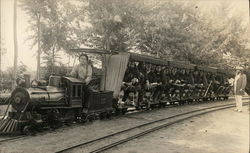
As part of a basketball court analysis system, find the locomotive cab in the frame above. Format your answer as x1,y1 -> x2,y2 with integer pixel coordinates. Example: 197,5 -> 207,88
62,77 -> 85,108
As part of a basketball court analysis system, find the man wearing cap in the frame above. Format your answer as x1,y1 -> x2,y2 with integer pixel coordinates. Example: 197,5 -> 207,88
71,54 -> 92,84
71,54 -> 93,102
234,66 -> 247,112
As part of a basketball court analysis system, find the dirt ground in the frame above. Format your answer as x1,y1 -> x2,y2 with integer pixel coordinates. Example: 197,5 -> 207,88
107,106 -> 249,153
0,100 -> 248,153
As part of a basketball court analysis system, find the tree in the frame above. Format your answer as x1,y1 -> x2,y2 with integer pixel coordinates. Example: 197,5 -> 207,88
83,0 -> 143,51
21,0 -> 249,72
13,0 -> 18,89
20,0 -> 46,80
20,0 -> 84,78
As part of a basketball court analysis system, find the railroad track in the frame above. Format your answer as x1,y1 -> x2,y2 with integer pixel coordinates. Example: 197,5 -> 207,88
0,135 -> 27,144
55,102 -> 248,153
0,98 -> 248,148
0,100 -> 228,145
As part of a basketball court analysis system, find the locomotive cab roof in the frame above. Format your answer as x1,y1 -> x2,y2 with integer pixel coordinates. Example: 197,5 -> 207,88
196,65 -> 217,73
62,77 -> 85,84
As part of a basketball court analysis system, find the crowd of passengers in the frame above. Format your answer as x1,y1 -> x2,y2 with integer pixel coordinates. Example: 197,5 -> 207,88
121,61 -> 231,106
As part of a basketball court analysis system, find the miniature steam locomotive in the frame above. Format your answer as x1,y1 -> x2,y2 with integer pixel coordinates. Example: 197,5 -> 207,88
0,50 -> 232,135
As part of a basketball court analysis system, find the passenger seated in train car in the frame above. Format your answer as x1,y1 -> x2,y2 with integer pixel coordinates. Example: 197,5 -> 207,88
216,73 -> 228,96
221,75 -> 231,96
160,66 -> 170,101
178,69 -> 190,99
176,68 -> 187,100
137,62 -> 150,90
137,61 -> 147,76
208,73 -> 218,98
167,68 -> 176,97
201,71 -> 208,86
201,71 -> 210,97
166,67 -> 174,81
122,61 -> 142,106
70,53 -> 93,102
185,69 -> 194,97
161,66 -> 169,100
136,61 -> 148,102
138,63 -> 156,108
199,70 -> 207,96
163,66 -> 171,83
169,68 -> 182,101
123,62 -> 140,82
179,69 -> 186,83
181,68 -> 193,97
203,72 -> 212,97
184,69 -> 195,85
213,74 -> 222,96
151,65 -> 166,102
194,70 -> 203,84
192,70 -> 202,98
141,63 -> 151,90
145,64 -> 157,87
201,71 -> 208,97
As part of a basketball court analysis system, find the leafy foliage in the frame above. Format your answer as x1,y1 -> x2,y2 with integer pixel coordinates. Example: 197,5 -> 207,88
21,0 -> 249,71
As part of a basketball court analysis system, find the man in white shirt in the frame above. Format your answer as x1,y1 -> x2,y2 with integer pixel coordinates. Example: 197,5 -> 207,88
71,54 -> 93,103
71,54 -> 92,85
234,66 -> 247,112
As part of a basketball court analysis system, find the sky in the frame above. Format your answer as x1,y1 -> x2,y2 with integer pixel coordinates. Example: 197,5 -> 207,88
0,0 -> 249,71
1,0 -> 73,72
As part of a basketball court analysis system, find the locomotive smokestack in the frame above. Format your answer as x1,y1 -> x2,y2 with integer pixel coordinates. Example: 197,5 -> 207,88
24,74 -> 30,88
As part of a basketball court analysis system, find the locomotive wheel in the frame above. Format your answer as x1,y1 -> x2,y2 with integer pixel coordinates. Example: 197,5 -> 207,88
106,112 -> 112,119
87,116 -> 94,122
121,108 -> 127,115
135,106 -> 140,110
47,109 -> 62,129
114,109 -> 121,116
80,114 -> 88,123
99,113 -> 106,120
22,125 -> 35,136
64,110 -> 75,125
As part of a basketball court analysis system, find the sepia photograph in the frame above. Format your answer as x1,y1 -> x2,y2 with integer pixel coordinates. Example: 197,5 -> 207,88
0,0 -> 249,153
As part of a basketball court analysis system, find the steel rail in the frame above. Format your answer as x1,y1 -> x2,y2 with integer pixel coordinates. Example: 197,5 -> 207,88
0,135 -> 27,144
90,104 -> 238,153
55,102 -> 246,153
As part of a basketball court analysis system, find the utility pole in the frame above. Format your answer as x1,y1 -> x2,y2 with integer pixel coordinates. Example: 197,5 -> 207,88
13,0 -> 18,89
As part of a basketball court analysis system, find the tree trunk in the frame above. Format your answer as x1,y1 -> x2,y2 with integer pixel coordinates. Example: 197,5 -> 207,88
0,0 -> 2,90
36,14 -> 41,80
52,46 -> 55,74
13,0 -> 18,89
